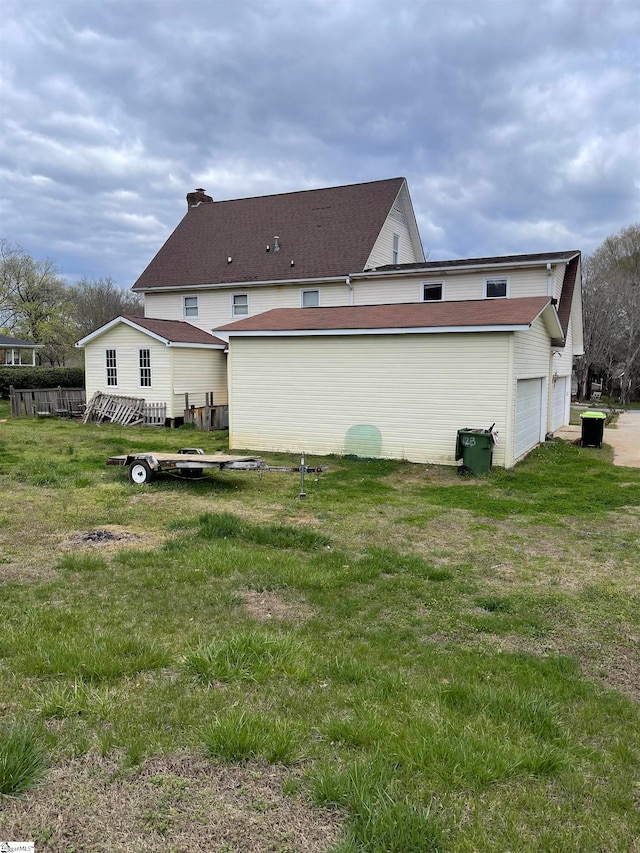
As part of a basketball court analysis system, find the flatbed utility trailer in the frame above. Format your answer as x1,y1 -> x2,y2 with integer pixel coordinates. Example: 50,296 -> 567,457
106,449 -> 265,484
106,448 -> 324,486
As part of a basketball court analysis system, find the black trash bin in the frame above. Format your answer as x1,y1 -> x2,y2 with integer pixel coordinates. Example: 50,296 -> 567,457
580,411 -> 606,448
455,427 -> 496,474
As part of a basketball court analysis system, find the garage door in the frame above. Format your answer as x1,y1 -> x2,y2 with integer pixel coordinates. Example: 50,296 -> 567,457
551,376 -> 568,432
515,378 -> 543,459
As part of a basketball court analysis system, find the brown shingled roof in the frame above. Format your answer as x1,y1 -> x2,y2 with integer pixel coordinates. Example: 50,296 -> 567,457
132,178 -> 406,291
369,250 -> 581,274
121,316 -> 226,346
216,296 -> 554,334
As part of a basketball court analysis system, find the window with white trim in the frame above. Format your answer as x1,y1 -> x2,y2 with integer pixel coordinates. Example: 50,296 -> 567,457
139,348 -> 151,387
421,281 -> 444,302
232,293 -> 248,316
184,296 -> 198,318
392,233 -> 400,264
105,349 -> 117,386
484,276 -> 509,298
301,289 -> 320,308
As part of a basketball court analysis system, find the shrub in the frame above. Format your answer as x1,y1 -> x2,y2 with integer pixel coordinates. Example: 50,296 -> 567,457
0,366 -> 85,398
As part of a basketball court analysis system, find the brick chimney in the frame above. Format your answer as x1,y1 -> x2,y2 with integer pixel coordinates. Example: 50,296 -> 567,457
186,188 -> 213,209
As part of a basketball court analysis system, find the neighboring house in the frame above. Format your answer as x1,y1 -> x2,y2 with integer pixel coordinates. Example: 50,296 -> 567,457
77,178 -> 583,466
0,335 -> 42,366
76,316 -> 227,420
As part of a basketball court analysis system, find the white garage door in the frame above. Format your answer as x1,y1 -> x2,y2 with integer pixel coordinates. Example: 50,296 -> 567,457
515,378 -> 543,459
551,376 -> 568,432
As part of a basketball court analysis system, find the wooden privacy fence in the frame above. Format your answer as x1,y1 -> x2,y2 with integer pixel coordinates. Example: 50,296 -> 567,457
183,392 -> 229,431
9,386 -> 86,418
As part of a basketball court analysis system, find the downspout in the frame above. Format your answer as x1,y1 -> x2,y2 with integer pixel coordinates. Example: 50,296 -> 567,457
546,262 -> 553,297
346,275 -> 354,306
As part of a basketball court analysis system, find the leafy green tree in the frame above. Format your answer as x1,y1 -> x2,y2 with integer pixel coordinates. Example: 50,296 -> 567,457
1,242 -> 144,366
0,239 -> 73,364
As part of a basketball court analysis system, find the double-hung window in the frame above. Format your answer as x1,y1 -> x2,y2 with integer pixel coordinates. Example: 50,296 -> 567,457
484,276 -> 509,298
392,234 -> 400,264
184,296 -> 198,318
301,289 -> 320,308
421,281 -> 444,302
232,293 -> 248,316
139,348 -> 151,387
105,349 -> 117,386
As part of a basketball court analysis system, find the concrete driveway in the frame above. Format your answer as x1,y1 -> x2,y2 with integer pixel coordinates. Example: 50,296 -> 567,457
554,411 -> 640,468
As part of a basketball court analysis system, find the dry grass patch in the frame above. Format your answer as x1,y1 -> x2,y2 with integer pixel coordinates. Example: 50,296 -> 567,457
241,589 -> 315,624
0,752 -> 345,852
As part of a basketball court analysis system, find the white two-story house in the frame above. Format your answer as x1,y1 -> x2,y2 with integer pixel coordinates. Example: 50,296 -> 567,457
76,178 -> 583,468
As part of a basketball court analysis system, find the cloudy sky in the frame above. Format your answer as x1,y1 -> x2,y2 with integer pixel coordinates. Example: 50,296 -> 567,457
1,0 -> 638,289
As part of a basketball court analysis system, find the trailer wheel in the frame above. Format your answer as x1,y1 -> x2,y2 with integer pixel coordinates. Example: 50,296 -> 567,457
129,460 -> 154,484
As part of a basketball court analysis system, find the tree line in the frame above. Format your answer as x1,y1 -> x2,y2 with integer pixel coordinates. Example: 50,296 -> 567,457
0,239 -> 143,365
576,224 -> 640,404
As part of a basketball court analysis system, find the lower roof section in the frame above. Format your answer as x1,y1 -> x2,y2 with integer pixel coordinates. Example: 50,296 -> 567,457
215,296 -> 563,339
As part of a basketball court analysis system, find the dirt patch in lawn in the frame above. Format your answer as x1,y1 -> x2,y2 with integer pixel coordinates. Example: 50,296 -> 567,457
241,589 -> 315,624
0,751 -> 345,853
59,525 -> 165,553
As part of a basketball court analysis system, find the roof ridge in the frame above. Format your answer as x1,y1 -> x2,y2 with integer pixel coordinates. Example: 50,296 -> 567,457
204,176 -> 405,206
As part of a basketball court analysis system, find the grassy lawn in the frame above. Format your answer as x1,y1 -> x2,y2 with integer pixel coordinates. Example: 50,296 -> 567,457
0,400 -> 638,852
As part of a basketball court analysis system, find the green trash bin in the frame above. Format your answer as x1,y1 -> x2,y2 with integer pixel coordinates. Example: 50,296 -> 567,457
580,411 -> 606,448
455,427 -> 495,475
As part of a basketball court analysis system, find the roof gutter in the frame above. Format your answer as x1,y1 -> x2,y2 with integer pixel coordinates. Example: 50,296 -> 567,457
223,324 -> 536,338
133,275 -> 348,294
352,253 -> 580,280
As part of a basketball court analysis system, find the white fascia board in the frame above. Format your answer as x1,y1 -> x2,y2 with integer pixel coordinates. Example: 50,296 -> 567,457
397,180 -> 426,263
134,275 -> 347,294
538,303 -> 564,340
353,252 -> 580,280
225,324 -> 532,338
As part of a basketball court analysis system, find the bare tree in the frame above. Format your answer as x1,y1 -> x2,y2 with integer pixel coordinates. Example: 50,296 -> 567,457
70,276 -> 144,340
580,224 -> 640,403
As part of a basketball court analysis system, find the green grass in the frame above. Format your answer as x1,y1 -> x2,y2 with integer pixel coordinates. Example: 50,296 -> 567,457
0,725 -> 47,795
0,402 -> 639,849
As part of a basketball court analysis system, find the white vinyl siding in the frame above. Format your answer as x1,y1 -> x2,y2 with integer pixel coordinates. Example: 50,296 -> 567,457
145,282 -> 351,331
228,333 -> 510,467
351,268 -> 552,305
172,348 -> 228,413
85,325 -> 170,405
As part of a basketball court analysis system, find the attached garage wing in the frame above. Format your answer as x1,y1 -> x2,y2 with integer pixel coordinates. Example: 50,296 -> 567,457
515,378 -> 543,459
